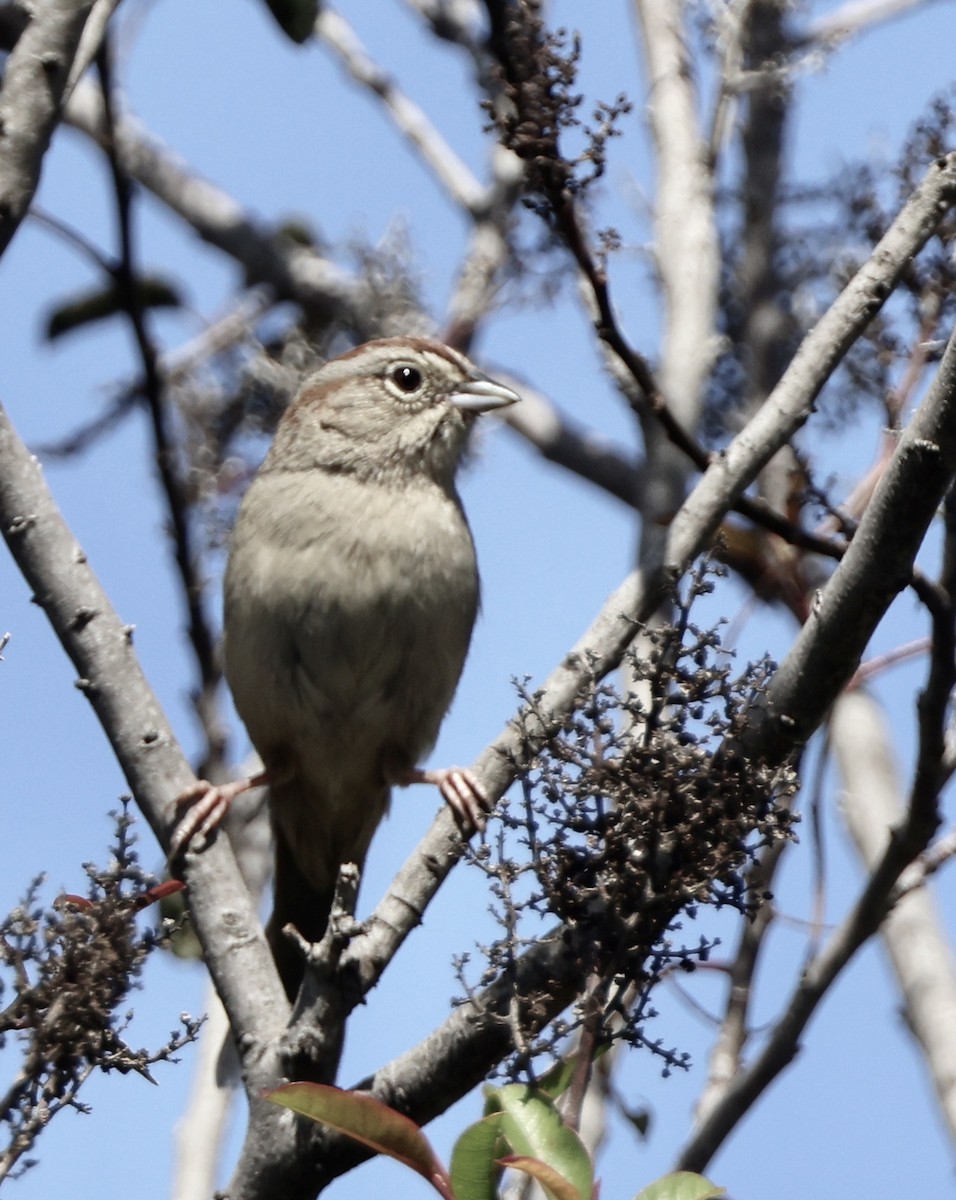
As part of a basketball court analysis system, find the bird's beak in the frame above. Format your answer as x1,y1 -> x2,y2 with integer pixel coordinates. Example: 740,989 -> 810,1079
449,375 -> 520,414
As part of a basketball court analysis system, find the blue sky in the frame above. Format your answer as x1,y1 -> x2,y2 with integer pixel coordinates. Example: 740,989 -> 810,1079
2,1 -> 956,1196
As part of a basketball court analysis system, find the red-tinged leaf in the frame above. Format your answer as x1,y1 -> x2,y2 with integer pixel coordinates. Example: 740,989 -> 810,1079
266,1083 -> 453,1198
499,1155 -> 584,1200
633,1171 -> 726,1200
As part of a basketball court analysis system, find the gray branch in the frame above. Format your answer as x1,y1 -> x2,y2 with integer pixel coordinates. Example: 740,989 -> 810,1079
342,153 -> 956,993
2,126 -> 955,1196
832,690 -> 956,1145
0,0 -> 96,257
64,80 -> 374,331
676,317 -> 956,1171
316,7 -> 486,214
0,402 -> 290,1096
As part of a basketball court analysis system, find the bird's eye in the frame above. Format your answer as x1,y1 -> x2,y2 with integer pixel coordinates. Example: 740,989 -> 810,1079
390,364 -> 423,394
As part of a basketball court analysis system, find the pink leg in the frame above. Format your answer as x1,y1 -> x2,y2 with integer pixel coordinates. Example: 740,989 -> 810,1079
390,763 -> 491,832
168,770 -> 269,860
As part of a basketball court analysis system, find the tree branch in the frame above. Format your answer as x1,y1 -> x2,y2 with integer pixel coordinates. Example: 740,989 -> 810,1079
63,80 -> 375,331
805,0 -> 947,46
676,319 -> 956,1170
0,0 -> 96,257
317,7 -> 486,214
743,317 -> 956,762
0,401 -> 289,1097
633,0 -> 720,425
95,49 -> 228,777
832,689 -> 956,1146
327,160 -> 956,991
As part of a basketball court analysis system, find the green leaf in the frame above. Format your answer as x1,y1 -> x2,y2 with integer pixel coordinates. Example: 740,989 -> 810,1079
633,1171 -> 726,1200
261,0 -> 318,43
266,1083 -> 453,1198
500,1155 -> 585,1200
44,278 -> 182,341
450,1112 -> 507,1200
493,1084 -> 594,1200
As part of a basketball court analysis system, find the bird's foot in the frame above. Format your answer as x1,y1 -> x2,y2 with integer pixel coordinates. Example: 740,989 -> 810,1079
169,771 -> 267,860
393,763 -> 491,832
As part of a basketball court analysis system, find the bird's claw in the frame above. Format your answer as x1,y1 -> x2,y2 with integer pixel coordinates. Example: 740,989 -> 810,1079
434,767 -> 490,833
169,779 -> 237,861
389,761 -> 490,833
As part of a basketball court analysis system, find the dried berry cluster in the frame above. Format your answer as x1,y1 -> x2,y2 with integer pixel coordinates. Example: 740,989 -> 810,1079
484,0 -> 630,214
0,806 -> 200,1180
463,568 -> 797,1076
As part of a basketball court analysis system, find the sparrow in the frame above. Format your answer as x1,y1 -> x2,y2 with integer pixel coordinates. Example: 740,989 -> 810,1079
172,337 -> 517,996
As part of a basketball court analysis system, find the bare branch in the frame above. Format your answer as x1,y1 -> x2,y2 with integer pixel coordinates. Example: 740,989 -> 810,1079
676,322 -> 956,1169
832,689 -> 956,1145
317,7 -> 486,213
0,0 -> 96,257
806,0 -> 947,46
706,0 -> 752,167
34,288 -> 274,459
63,80 -> 376,331
94,48 -> 229,776
64,0 -> 124,99
634,0 -> 720,424
171,984 -> 235,1200
402,0 -> 484,53
745,320 -> 956,762
694,837 -> 787,1126
0,400 -> 289,1095
443,142 -> 524,348
502,381 -> 642,507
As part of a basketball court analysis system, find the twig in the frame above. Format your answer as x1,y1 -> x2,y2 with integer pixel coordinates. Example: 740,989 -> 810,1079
833,691 -> 956,1143
30,205 -> 117,273
693,836 -> 786,1127
64,79 -> 375,332
898,825 -> 956,892
705,0 -> 754,169
35,290 -> 274,460
443,141 -> 524,350
851,638 -> 930,685
501,382 -> 642,507
95,47 -> 229,777
64,0 -> 124,100
402,0 -> 484,55
317,7 -> 486,214
805,0 -> 946,46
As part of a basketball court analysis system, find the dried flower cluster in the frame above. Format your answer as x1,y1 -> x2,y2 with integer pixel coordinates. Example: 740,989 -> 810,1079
0,806 -> 200,1180
484,0 -> 630,215
463,567 -> 797,1077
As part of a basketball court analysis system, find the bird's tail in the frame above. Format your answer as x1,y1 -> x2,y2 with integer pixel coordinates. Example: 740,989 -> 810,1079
267,822 -> 338,1000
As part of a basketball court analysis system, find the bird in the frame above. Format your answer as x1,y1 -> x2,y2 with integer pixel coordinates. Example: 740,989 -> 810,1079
171,336 -> 518,997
